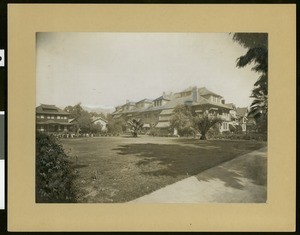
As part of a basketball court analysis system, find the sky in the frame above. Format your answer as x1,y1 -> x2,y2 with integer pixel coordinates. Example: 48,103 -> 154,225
36,33 -> 259,110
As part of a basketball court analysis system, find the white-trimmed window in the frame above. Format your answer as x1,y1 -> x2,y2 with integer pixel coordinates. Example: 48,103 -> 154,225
223,122 -> 228,130
47,116 -> 50,119
57,116 -> 60,119
51,116 -> 54,119
40,115 -> 44,119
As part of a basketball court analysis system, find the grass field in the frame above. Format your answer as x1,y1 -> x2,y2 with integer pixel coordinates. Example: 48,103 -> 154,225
60,136 -> 266,203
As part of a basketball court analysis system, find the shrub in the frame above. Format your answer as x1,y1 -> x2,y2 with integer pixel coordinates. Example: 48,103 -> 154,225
36,132 -> 77,203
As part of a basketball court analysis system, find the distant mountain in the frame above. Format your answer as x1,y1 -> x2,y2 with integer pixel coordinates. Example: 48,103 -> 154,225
82,105 -> 115,115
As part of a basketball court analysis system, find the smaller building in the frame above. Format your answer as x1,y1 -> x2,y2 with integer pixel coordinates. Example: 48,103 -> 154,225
236,107 -> 256,132
36,104 -> 73,133
91,116 -> 108,131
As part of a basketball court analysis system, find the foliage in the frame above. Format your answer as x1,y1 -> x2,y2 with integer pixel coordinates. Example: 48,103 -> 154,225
64,103 -> 84,119
206,123 -> 220,139
233,125 -> 243,134
107,116 -> 127,135
170,105 -> 223,140
64,103 -> 106,134
36,132 -> 77,202
127,118 -> 144,137
169,105 -> 196,137
214,132 -> 267,141
193,114 -> 223,140
90,123 -> 103,134
232,33 -> 268,133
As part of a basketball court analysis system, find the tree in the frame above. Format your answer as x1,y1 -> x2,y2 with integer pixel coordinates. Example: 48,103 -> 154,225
76,111 -> 93,133
64,103 -> 94,133
127,118 -> 144,137
169,105 -> 195,137
106,116 -> 127,135
193,114 -> 223,140
90,122 -> 103,134
232,33 -> 268,132
170,105 -> 223,140
64,102 -> 84,119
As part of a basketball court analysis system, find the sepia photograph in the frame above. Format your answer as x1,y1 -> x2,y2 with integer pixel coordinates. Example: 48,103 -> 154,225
35,32 -> 268,203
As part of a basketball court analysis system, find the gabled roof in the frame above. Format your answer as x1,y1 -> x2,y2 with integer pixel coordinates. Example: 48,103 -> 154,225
194,96 -> 232,109
136,99 -> 153,104
163,96 -> 194,109
153,95 -> 171,101
198,87 -> 223,98
125,102 -> 136,106
91,116 -> 108,123
36,104 -> 70,115
236,107 -> 248,117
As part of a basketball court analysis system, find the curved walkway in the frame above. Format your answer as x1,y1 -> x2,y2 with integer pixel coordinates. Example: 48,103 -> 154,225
130,147 -> 267,203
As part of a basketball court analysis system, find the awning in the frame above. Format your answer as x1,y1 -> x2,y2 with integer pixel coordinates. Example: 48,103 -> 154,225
155,122 -> 170,128
36,121 -> 74,125
143,123 -> 150,128
158,116 -> 170,121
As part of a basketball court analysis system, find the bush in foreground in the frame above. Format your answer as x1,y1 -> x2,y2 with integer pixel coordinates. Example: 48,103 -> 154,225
36,132 -> 77,203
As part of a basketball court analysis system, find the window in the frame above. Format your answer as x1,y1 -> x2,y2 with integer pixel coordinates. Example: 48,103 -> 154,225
47,116 -> 50,119
223,122 -> 228,130
64,117 -> 67,120
41,115 -> 44,119
57,116 -> 60,119
51,116 -> 54,119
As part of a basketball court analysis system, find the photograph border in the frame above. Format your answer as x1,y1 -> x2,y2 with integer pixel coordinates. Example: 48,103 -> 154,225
8,4 -> 296,231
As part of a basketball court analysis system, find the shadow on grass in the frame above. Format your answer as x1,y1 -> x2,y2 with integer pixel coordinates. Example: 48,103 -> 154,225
114,142 -> 264,180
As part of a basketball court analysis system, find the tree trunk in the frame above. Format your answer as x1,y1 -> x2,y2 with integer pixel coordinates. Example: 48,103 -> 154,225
133,132 -> 138,137
200,133 -> 207,140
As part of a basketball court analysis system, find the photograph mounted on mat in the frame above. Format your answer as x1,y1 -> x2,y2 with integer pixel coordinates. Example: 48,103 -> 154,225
8,4 -> 295,232
35,32 -> 268,204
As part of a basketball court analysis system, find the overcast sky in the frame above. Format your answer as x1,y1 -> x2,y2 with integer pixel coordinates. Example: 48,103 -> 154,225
36,33 -> 259,109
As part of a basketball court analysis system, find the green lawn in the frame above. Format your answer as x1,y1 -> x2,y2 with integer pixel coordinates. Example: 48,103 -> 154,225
60,136 -> 266,203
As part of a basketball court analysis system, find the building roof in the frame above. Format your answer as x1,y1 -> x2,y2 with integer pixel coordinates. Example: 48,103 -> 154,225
194,96 -> 232,110
91,116 -> 108,123
163,96 -> 194,109
198,87 -> 223,98
36,104 -> 70,115
153,95 -> 171,101
136,99 -> 153,104
236,107 -> 248,117
177,86 -> 197,93
160,109 -> 174,115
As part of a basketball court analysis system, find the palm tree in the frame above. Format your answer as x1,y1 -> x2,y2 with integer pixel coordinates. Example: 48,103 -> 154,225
232,33 -> 268,131
193,114 -> 223,140
127,118 -> 143,137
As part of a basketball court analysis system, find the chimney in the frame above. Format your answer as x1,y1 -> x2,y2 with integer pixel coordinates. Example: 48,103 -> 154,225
192,87 -> 198,102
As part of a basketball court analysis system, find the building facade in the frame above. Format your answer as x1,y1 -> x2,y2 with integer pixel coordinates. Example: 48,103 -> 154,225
36,104 -> 73,133
111,86 -> 237,135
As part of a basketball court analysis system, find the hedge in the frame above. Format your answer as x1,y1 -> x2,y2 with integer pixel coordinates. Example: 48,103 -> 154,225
36,132 -> 77,203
